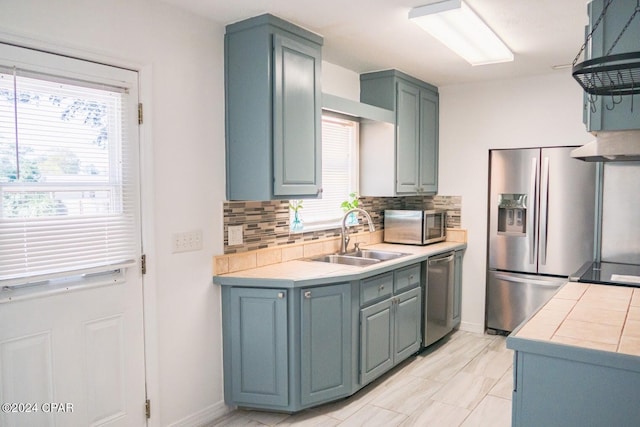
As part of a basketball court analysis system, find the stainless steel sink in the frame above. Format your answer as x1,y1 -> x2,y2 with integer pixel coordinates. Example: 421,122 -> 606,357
308,249 -> 409,267
310,254 -> 381,266
346,249 -> 409,261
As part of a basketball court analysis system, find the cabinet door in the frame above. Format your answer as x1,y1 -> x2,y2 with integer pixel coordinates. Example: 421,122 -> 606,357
395,80 -> 421,194
229,288 -> 288,407
273,33 -> 322,196
452,250 -> 463,327
419,89 -> 439,194
300,283 -> 351,406
360,298 -> 394,385
394,287 -> 422,363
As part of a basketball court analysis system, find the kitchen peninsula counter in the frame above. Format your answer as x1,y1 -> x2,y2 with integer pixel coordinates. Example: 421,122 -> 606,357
507,281 -> 640,426
213,241 -> 466,288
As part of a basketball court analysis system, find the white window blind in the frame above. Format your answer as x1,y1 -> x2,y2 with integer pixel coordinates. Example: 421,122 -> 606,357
295,114 -> 358,229
0,48 -> 139,287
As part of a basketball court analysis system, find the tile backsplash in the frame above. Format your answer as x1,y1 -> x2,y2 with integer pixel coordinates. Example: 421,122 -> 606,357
223,195 -> 461,254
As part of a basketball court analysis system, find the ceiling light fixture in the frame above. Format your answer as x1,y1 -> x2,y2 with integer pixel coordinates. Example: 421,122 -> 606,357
409,0 -> 514,66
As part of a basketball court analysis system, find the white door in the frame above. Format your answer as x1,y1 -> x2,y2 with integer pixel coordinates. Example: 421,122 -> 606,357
0,43 -> 147,427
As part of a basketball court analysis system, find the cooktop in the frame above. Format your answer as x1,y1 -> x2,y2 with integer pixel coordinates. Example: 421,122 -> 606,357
573,261 -> 640,287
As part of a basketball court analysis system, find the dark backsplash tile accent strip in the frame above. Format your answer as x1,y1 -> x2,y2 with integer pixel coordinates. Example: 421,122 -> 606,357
223,195 -> 462,254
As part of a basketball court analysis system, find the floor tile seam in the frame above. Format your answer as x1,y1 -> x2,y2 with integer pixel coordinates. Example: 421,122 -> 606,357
413,398 -> 472,427
431,372 -> 501,412
458,395 -> 513,427
368,379 -> 448,415
211,413 -> 266,427
341,402 -> 409,426
447,340 -> 498,379
470,358 -> 514,381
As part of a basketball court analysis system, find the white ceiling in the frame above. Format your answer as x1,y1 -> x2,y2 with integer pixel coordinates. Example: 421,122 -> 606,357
159,0 -> 590,87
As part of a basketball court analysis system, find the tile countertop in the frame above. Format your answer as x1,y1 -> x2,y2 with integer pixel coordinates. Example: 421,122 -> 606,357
212,241 -> 466,289
512,281 -> 640,356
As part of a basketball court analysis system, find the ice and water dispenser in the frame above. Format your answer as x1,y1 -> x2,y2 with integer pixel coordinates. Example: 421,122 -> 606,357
497,194 -> 527,235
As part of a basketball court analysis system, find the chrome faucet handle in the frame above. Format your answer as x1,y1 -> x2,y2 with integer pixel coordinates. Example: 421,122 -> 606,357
353,242 -> 361,252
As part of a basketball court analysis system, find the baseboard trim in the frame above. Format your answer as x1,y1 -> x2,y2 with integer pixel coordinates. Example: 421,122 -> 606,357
459,321 -> 484,334
167,400 -> 231,427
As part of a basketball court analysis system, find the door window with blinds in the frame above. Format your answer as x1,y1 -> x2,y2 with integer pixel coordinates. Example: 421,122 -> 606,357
292,114 -> 358,230
0,44 -> 140,288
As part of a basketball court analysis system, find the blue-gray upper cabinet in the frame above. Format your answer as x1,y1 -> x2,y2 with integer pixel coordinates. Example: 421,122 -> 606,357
360,70 -> 439,196
582,0 -> 640,131
225,14 -> 323,200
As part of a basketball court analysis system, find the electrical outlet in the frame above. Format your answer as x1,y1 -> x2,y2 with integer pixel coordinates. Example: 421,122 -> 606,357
228,225 -> 243,246
172,230 -> 203,253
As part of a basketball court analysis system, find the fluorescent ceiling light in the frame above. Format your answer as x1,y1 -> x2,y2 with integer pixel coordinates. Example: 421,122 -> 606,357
409,0 -> 514,66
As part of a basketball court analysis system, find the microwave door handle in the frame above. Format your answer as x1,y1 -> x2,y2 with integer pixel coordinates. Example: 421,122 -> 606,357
528,157 -> 537,266
423,211 -> 428,243
539,156 -> 550,266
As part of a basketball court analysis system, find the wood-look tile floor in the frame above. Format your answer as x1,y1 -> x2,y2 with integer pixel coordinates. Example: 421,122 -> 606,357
206,331 -> 512,427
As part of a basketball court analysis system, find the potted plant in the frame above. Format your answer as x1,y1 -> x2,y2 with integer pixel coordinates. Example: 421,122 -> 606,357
340,192 -> 360,225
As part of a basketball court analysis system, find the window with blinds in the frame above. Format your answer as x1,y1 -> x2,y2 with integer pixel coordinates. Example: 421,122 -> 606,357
293,114 -> 358,230
0,48 -> 139,287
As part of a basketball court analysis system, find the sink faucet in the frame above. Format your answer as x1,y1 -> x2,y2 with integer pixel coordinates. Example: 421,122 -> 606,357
340,208 -> 375,254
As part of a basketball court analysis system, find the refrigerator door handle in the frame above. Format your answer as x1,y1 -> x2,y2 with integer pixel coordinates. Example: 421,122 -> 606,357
493,273 -> 562,287
539,156 -> 550,266
528,157 -> 538,265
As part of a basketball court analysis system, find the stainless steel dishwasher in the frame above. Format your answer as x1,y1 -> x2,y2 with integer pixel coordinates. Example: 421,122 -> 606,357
424,251 -> 455,347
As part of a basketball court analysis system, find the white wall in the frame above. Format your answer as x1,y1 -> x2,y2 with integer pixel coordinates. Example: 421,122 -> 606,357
0,0 -> 226,425
438,72 -> 593,332
322,61 -> 360,101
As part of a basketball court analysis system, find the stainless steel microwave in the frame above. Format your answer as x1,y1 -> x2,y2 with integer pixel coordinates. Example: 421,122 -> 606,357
383,210 -> 447,245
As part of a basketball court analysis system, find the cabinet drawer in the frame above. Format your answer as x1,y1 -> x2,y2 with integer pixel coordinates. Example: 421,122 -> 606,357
360,272 -> 393,306
394,264 -> 421,293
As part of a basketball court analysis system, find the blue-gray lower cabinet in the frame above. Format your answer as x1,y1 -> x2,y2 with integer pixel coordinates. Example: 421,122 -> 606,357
508,340 -> 640,426
300,284 -> 352,406
360,298 -> 394,385
222,283 -> 351,412
360,265 -> 422,386
221,262 -> 425,411
228,287 -> 289,407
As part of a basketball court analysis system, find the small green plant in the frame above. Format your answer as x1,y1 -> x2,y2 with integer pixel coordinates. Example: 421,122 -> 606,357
289,200 -> 303,212
340,192 -> 359,211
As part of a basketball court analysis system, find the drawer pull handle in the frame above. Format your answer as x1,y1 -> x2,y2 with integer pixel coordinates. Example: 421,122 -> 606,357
379,285 -> 385,291
304,291 -> 311,299
278,292 -> 285,299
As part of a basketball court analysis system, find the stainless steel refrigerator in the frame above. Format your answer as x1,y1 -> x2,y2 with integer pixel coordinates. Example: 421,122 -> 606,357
486,147 -> 596,333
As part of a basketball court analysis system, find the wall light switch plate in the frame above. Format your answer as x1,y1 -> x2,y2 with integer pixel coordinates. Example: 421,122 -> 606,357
172,230 -> 203,253
228,225 -> 243,246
